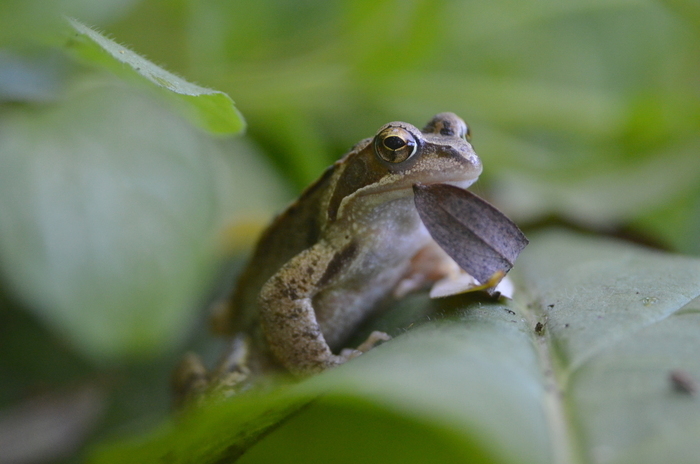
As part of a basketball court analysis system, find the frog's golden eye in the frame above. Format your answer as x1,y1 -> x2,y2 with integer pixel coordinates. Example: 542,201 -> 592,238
374,128 -> 418,164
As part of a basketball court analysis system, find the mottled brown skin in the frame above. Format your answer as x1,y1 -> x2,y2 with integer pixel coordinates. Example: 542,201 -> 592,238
175,113 -> 482,398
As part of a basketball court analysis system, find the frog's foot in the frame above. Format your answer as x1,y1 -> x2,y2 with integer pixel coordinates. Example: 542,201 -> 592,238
171,352 -> 210,408
208,335 -> 252,395
356,330 -> 392,352
172,336 -> 253,407
213,335 -> 250,377
208,369 -> 251,399
338,330 -> 392,360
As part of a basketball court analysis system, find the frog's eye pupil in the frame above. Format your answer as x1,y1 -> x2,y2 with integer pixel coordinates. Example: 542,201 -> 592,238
384,135 -> 406,150
374,127 -> 418,164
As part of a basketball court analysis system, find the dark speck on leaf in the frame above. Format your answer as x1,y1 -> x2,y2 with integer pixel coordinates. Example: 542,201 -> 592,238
670,370 -> 697,395
535,321 -> 545,335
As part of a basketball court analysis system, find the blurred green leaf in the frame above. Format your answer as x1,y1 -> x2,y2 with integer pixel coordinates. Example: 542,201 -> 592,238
102,1 -> 700,251
490,138 -> 700,228
0,83 -> 280,361
88,230 -> 700,464
0,49 -> 71,102
0,0 -> 137,45
65,18 -> 245,135
658,0 -> 700,33
4,0 -> 700,461
633,186 -> 700,255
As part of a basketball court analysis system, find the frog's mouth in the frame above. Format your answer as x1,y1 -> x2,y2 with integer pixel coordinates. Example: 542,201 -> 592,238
410,172 -> 480,192
410,177 -> 478,195
354,169 -> 481,202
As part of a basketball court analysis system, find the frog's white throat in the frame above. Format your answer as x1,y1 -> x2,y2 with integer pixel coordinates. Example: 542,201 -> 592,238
444,178 -> 478,190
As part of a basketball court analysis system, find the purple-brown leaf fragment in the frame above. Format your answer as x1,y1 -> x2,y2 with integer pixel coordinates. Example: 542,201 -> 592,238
413,183 -> 528,287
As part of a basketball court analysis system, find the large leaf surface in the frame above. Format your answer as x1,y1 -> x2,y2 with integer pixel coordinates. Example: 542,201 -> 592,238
89,230 -> 700,463
518,230 -> 700,464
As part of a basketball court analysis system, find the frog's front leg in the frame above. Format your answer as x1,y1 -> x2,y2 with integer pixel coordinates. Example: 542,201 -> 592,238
259,241 -> 383,376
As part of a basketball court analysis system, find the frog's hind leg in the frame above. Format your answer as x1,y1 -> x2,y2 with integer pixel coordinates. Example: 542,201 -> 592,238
258,242 -> 357,376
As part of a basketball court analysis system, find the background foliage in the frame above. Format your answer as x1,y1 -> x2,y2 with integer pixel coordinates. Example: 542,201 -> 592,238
0,0 -> 699,463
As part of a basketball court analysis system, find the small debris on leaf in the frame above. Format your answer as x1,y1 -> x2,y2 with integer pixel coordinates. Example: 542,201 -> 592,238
535,321 -> 546,335
669,369 -> 697,395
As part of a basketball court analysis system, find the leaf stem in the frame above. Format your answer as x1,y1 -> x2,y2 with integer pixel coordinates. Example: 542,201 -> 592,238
518,295 -> 583,464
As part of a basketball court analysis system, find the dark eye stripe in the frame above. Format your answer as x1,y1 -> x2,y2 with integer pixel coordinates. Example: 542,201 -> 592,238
327,152 -> 385,222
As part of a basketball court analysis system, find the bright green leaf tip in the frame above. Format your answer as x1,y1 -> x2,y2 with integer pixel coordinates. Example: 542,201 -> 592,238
65,17 -> 245,135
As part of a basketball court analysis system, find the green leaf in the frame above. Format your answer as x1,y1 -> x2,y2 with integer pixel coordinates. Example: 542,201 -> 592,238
90,297 -> 538,464
65,18 -> 245,136
100,0 -> 700,249
516,230 -> 700,464
632,186 -> 700,255
0,83 -> 279,361
489,139 -> 700,228
88,230 -> 700,463
0,0 -> 136,45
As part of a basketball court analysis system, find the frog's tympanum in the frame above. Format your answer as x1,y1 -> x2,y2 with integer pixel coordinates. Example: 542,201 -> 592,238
174,113 -> 483,402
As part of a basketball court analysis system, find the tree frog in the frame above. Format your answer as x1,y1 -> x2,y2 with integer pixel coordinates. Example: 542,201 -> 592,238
174,113 -> 482,400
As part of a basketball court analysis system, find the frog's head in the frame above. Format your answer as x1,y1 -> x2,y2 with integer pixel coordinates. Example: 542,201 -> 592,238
328,113 -> 482,222
372,112 -> 482,190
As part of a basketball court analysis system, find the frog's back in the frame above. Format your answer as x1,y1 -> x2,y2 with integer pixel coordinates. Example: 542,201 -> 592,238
225,164 -> 336,333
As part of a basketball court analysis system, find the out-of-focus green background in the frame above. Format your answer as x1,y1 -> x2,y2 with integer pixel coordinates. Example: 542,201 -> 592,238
106,0 -> 700,249
0,0 -> 699,462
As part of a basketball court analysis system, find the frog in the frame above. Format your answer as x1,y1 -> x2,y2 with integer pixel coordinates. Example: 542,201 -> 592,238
173,112 -> 482,402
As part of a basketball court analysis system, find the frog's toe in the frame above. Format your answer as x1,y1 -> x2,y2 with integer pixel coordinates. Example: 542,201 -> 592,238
171,352 -> 209,408
336,331 -> 391,363
356,330 -> 391,352
339,348 -> 363,360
